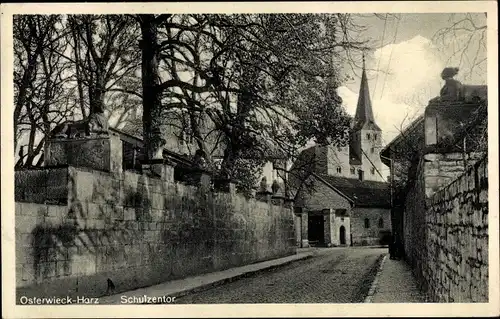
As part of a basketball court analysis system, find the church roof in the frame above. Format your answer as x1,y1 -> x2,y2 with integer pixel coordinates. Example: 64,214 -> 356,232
353,60 -> 382,132
318,174 -> 391,208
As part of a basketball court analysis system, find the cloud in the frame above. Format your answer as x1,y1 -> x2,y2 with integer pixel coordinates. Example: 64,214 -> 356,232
370,35 -> 444,103
338,35 -> 447,147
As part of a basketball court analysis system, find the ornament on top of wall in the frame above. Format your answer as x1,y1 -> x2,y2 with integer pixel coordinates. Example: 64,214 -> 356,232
271,179 -> 281,194
430,67 -> 487,104
192,149 -> 208,169
439,67 -> 462,101
259,176 -> 268,193
50,111 -> 109,139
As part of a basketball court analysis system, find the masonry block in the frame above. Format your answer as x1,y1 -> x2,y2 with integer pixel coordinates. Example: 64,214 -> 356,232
16,159 -> 296,302
404,153 -> 488,302
45,134 -> 122,174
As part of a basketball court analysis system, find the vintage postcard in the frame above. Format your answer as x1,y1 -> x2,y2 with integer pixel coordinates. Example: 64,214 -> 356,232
1,1 -> 498,318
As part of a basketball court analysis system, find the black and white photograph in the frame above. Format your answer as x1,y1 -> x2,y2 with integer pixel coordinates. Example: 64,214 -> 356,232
1,2 -> 498,318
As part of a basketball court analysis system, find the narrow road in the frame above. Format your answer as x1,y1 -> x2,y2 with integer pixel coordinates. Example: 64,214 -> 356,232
176,247 -> 387,303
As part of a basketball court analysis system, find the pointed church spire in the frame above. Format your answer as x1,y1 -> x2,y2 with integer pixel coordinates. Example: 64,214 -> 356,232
354,53 -> 380,131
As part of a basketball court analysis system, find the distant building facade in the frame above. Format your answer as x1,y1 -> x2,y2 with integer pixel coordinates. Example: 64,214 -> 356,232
115,110 -> 291,194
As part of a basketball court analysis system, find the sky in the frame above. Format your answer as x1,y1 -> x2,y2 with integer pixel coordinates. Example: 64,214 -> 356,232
336,13 -> 487,148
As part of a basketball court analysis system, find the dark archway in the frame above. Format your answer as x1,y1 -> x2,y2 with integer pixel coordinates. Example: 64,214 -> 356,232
339,226 -> 346,245
308,215 -> 324,246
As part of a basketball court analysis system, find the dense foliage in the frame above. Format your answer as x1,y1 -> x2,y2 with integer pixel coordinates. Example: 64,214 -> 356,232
14,13 -> 369,192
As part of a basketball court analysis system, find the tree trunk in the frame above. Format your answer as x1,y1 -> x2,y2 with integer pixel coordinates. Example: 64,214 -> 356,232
72,24 -> 87,118
14,53 -> 39,151
220,138 -> 242,179
24,102 -> 37,167
140,15 -> 164,160
92,65 -> 106,114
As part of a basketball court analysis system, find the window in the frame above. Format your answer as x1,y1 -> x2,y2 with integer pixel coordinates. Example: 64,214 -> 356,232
370,167 -> 375,175
366,133 -> 371,140
374,134 -> 377,141
358,170 -> 364,181
378,218 -> 384,228
336,167 -> 342,174
350,167 -> 356,175
364,218 -> 370,228
371,147 -> 375,154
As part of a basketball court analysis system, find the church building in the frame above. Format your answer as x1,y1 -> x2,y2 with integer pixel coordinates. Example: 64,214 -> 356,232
292,58 -> 392,248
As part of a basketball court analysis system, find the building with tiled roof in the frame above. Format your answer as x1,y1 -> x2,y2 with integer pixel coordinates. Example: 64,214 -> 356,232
317,175 -> 391,208
291,57 -> 392,248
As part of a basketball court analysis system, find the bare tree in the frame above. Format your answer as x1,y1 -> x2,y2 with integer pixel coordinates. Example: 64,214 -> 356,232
13,15 -> 67,151
13,15 -> 74,167
14,14 -> 144,167
432,13 -> 487,81
65,15 -> 141,119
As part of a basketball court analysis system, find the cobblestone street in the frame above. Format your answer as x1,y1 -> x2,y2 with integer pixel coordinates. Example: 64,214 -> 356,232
176,247 -> 386,303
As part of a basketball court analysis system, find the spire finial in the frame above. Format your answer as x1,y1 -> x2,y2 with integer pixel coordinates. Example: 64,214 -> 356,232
362,52 -> 366,70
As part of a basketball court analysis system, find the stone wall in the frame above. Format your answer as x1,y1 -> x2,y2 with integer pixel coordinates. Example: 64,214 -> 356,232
15,165 -> 295,300
425,157 -> 488,302
350,207 -> 392,246
423,153 -> 467,198
294,175 -> 352,212
403,158 -> 428,289
403,156 -> 488,302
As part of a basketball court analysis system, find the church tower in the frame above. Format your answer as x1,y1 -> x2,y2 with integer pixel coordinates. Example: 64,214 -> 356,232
350,55 -> 384,182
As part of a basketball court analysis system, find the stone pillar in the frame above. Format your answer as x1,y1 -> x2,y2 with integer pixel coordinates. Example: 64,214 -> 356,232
141,158 -> 174,182
213,178 -> 235,194
271,193 -> 285,206
330,213 -> 338,246
422,101 -> 480,197
300,212 -> 309,248
284,196 -> 294,209
294,213 -> 302,247
45,134 -> 122,174
178,167 -> 212,190
424,107 -> 438,146
256,190 -> 272,203
424,101 -> 480,149
323,209 -> 332,247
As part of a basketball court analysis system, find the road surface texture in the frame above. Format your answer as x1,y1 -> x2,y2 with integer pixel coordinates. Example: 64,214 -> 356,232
176,247 -> 386,303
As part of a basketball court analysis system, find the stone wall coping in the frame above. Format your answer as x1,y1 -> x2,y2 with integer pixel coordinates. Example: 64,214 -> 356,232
213,176 -> 237,183
271,193 -> 286,199
16,164 -> 298,209
141,158 -> 176,166
422,145 -> 464,155
48,135 -> 114,142
426,100 -> 482,110
180,166 -> 214,175
14,164 -> 70,171
257,190 -> 273,195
